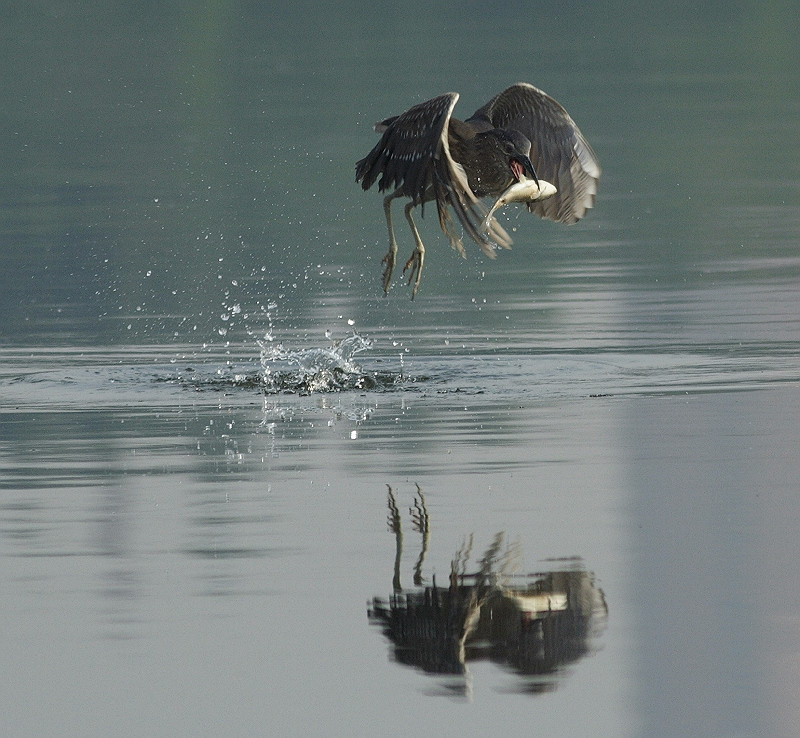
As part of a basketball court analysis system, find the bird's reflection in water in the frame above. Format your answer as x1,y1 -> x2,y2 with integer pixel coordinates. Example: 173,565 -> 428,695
368,485 -> 607,698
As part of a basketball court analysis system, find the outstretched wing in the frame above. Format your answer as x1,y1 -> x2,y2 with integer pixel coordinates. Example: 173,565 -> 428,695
355,93 -> 457,205
468,83 -> 601,224
355,93 -> 510,257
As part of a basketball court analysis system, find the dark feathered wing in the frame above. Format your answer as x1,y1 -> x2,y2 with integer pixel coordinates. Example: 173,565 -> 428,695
355,93 -> 510,258
355,93 -> 457,205
468,83 -> 601,224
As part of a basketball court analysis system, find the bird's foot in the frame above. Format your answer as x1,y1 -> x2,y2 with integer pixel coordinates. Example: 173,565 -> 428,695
381,249 -> 398,294
402,248 -> 424,299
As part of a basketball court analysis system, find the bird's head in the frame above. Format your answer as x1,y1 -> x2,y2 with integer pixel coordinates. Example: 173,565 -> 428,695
493,129 -> 539,186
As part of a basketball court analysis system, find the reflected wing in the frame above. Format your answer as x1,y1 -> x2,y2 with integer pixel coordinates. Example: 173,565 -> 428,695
468,83 -> 601,224
356,93 -> 510,257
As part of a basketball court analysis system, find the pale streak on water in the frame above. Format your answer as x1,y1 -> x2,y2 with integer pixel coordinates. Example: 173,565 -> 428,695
2,3 -> 800,737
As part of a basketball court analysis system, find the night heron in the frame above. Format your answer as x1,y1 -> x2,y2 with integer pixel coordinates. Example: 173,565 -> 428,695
355,82 -> 601,297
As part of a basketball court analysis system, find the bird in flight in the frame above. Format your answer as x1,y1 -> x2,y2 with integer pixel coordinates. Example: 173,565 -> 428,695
355,83 -> 601,298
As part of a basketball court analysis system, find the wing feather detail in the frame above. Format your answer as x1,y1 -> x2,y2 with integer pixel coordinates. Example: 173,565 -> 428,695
468,83 -> 600,224
356,93 -> 511,255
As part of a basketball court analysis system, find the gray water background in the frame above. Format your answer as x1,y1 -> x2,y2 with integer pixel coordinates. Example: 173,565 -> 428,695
1,2 -> 799,736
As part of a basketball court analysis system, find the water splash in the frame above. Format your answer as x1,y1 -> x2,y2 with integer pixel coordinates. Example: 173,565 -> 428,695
198,294 -> 413,394
258,331 -> 380,393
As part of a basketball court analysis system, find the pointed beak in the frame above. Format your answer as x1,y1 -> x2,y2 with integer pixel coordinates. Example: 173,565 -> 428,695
511,155 -> 539,186
520,155 -> 539,186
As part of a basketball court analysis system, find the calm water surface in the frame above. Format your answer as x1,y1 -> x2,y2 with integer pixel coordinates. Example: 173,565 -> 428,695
2,3 -> 799,737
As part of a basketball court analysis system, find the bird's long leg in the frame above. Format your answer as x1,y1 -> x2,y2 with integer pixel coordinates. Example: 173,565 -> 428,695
402,201 -> 426,299
381,189 -> 403,294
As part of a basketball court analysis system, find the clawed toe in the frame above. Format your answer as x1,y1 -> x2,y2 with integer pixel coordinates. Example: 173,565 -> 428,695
381,250 -> 396,294
402,248 -> 424,299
